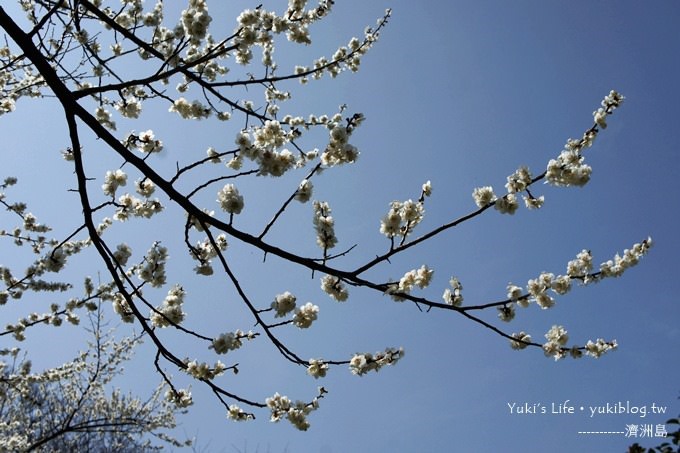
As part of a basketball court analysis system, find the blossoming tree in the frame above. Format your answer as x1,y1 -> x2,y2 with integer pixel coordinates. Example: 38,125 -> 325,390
0,0 -> 652,436
0,310 -> 190,450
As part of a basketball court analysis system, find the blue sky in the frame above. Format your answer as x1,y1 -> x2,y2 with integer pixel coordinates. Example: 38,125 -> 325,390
1,1 -> 679,452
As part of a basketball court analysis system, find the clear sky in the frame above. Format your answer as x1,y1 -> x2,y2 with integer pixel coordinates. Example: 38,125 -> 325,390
1,1 -> 679,452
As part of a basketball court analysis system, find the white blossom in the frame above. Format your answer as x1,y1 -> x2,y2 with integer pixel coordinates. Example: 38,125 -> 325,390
271,291 -> 297,317
472,186 -> 496,207
217,184 -> 244,215
293,302 -> 319,328
320,275 -> 348,301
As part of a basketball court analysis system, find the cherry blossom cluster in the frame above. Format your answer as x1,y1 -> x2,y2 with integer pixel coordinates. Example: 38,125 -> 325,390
545,91 -> 624,188
582,338 -> 618,358
380,199 -> 425,239
210,329 -> 256,355
102,169 -> 127,196
542,325 -> 570,360
150,285 -> 186,328
169,97 -> 211,120
312,200 -> 337,253
227,404 -> 254,422
165,388 -> 193,409
293,9 -> 392,83
271,291 -> 298,317
136,242 -> 168,288
265,391 -> 321,431
504,239 -> 650,320
181,0 -> 212,45
510,331 -> 532,350
320,114 -> 364,167
387,265 -> 434,301
216,184 -> 244,217
307,359 -> 329,379
294,179 -> 314,203
442,277 -> 464,307
190,234 -> 228,276
472,185 -> 520,214
112,292 -> 135,323
469,91 -> 626,216
113,193 -> 163,221
598,237 -> 652,278
125,130 -> 163,154
541,327 -> 617,361
293,302 -> 319,329
0,324 -> 190,450
320,275 -> 349,302
184,359 -> 227,381
349,347 -> 404,376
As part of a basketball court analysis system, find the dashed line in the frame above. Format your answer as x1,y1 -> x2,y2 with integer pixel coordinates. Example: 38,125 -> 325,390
577,431 -> 625,435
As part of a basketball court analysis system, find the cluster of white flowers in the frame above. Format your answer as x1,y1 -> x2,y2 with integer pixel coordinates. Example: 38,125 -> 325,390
165,388 -> 193,408
380,199 -> 425,239
112,293 -> 135,323
188,209 -> 214,232
217,184 -> 244,215
210,329 -> 255,354
227,404 -> 253,422
293,302 -> 319,329
545,144 -> 592,187
137,243 -> 168,287
181,0 -> 212,45
388,265 -> 433,301
494,193 -> 519,215
190,234 -> 227,276
307,359 -> 328,379
169,97 -> 211,120
472,185 -> 521,214
271,291 -> 297,317
233,121 -> 299,176
95,106 -> 116,130
265,392 -> 319,431
294,10 -> 391,82
505,166 -> 532,194
294,179 -> 313,203
112,243 -> 132,266
320,275 -> 349,301
545,91 -> 624,187
0,97 -> 16,116
21,212 -> 50,234
312,201 -> 337,251
253,120 -> 287,149
42,247 -> 67,272
442,276 -> 464,306
115,96 -> 142,119
113,193 -> 163,221
472,186 -> 496,208
542,325 -> 570,360
566,249 -> 593,277
185,359 -> 226,380
514,239 -> 652,317
497,304 -> 515,322
102,169 -> 127,197
129,130 -> 163,153
583,338 -> 618,358
135,178 -> 155,197
258,148 -> 296,177
593,90 -> 625,129
509,331 -> 532,350
320,122 -> 360,167
599,237 -> 652,278
349,347 -> 404,376
150,285 -> 186,328
526,272 -> 558,309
